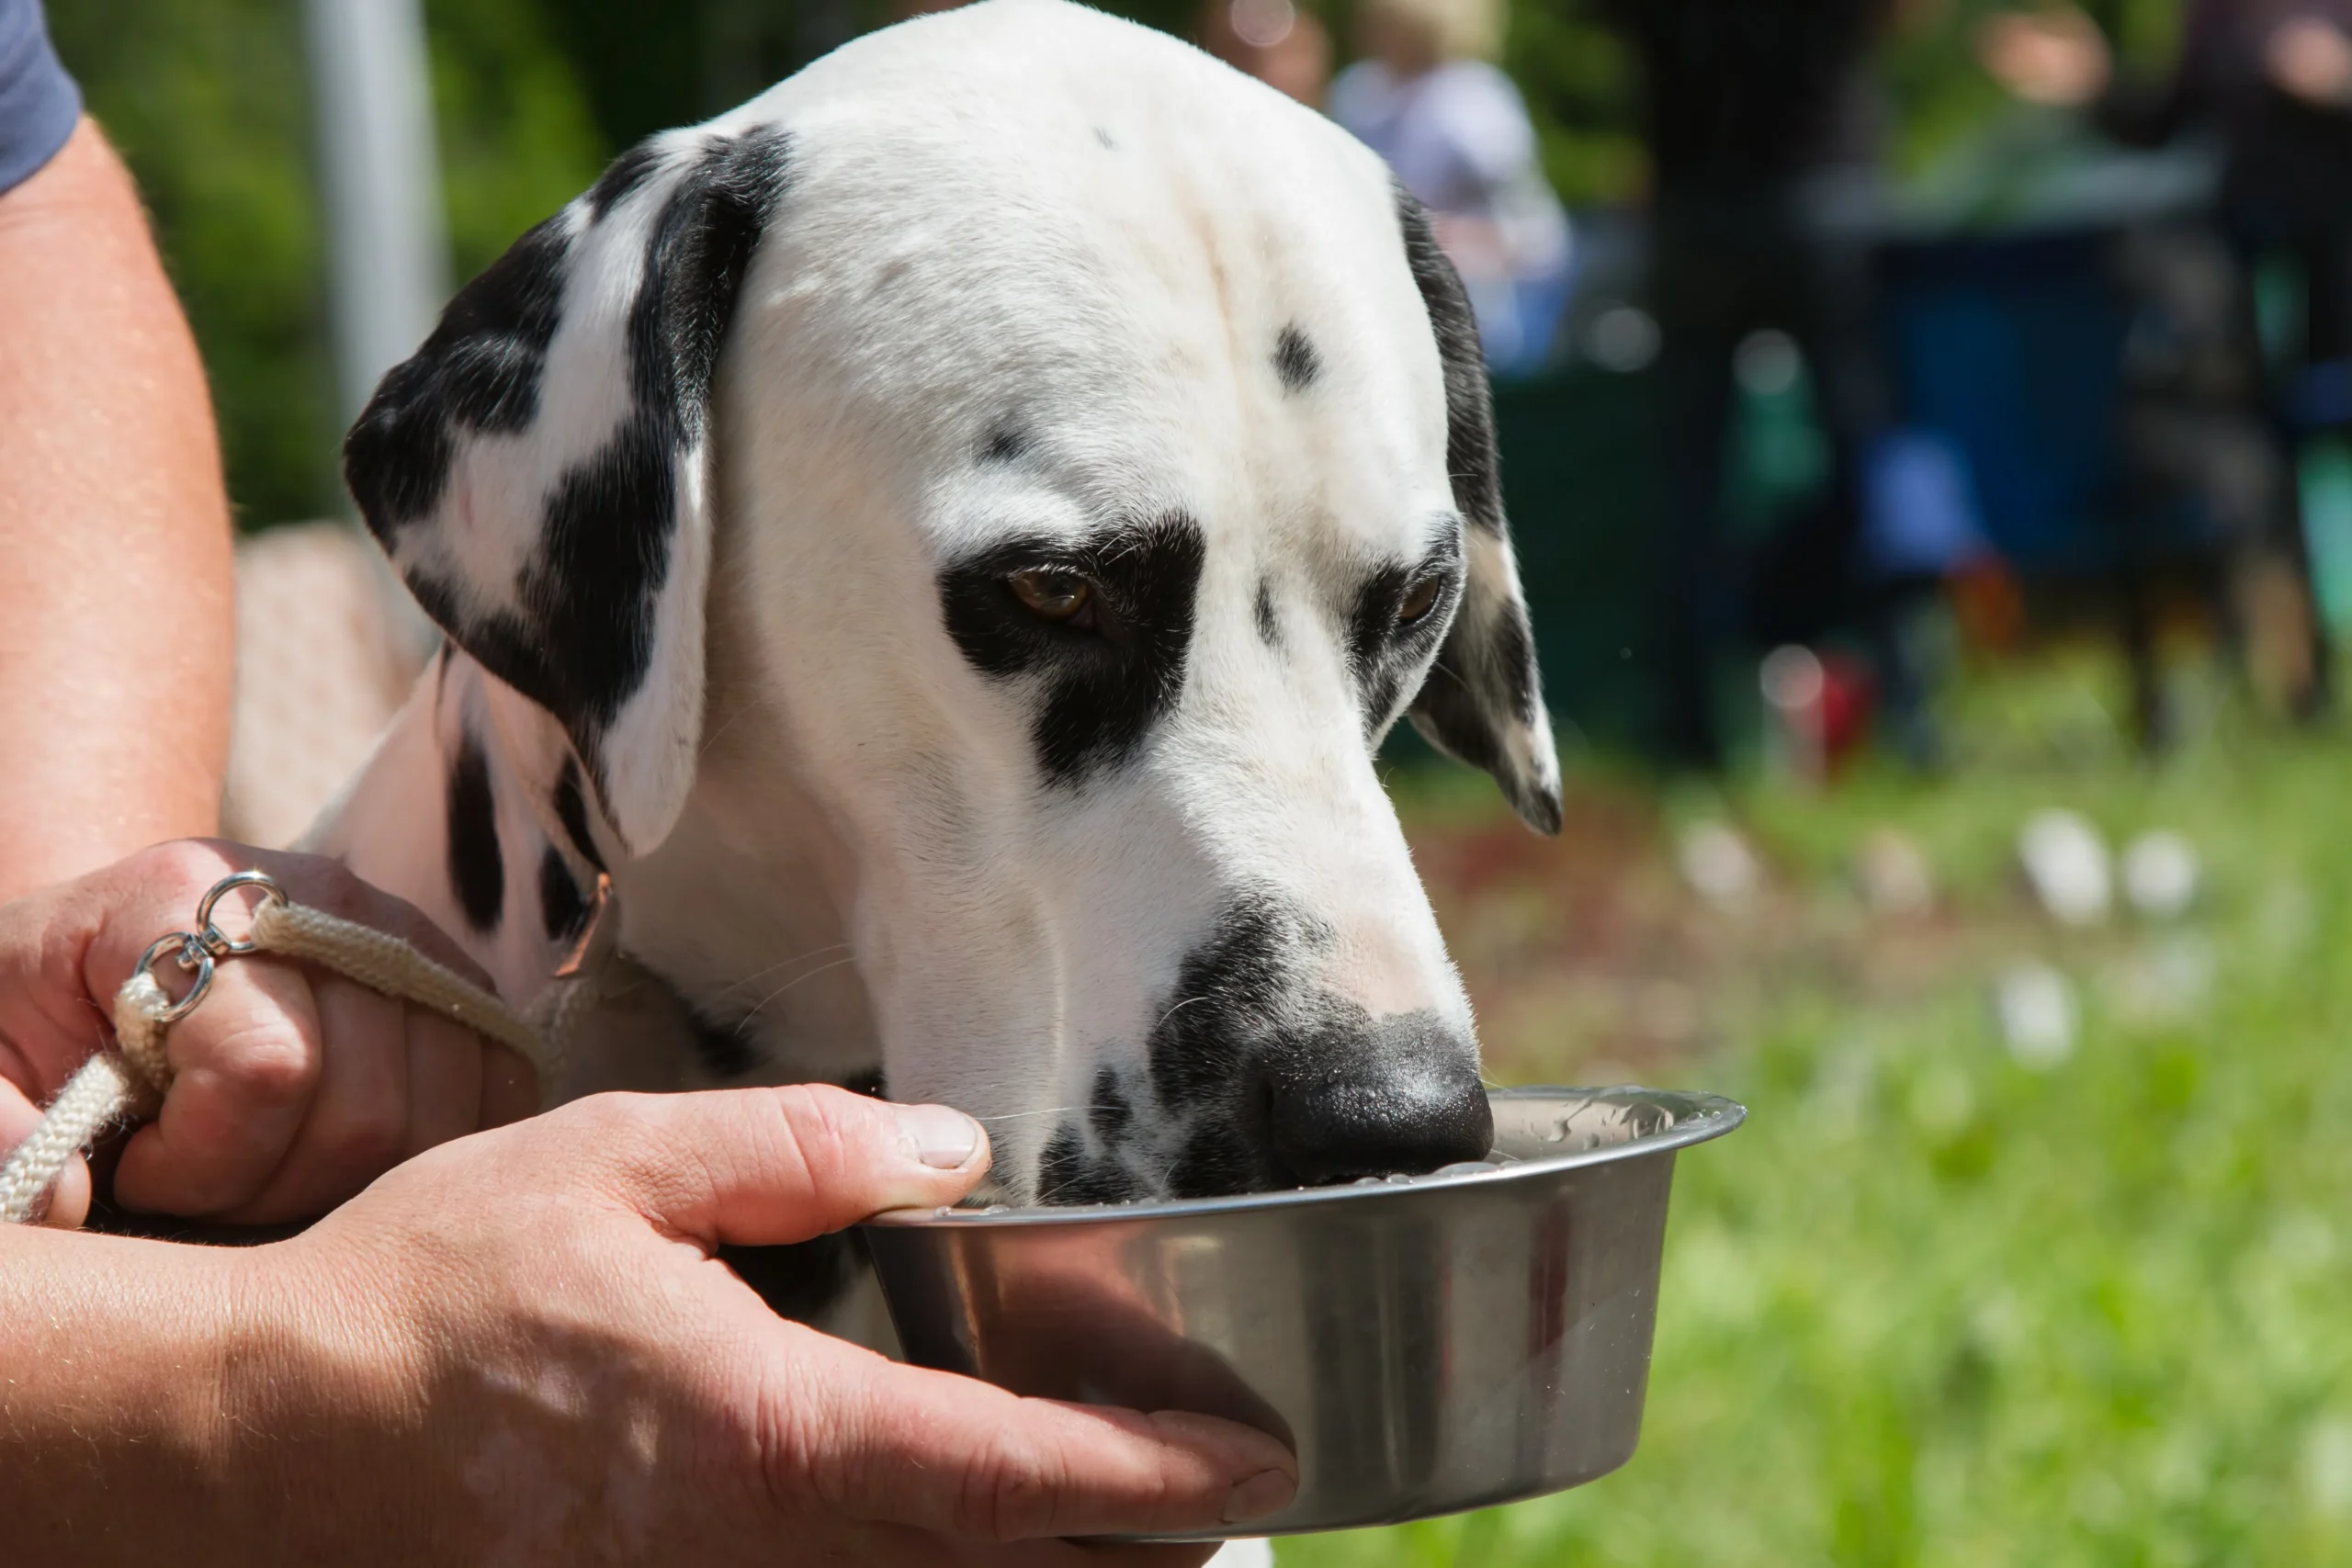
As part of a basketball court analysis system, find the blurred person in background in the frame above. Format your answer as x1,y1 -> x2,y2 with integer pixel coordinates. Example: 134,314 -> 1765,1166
1199,0 -> 1331,107
1983,0 -> 2352,718
1594,0 -> 1905,772
1328,0 -> 1571,374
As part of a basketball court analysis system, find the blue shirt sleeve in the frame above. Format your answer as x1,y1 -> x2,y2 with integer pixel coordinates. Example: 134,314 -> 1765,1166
0,0 -> 78,196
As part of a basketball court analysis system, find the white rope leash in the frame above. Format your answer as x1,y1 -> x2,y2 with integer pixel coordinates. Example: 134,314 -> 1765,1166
0,871 -> 605,1225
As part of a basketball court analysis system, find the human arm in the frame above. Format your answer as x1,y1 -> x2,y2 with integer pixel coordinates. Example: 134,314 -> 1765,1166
0,114 -> 234,903
0,1084 -> 1295,1563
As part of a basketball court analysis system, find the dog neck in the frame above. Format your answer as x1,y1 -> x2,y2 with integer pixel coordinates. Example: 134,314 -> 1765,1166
307,650 -> 882,1100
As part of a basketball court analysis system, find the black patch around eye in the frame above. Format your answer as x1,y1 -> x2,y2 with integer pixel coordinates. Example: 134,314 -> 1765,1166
1347,562 -> 1416,682
552,757 -> 607,874
345,216 -> 573,535
981,426 -> 1031,463
1273,324 -> 1321,393
838,1066 -> 887,1099
1396,186 -> 1503,539
1037,1124 -> 1141,1204
588,141 -> 662,220
1344,550 -> 1458,735
937,513 -> 1206,784
537,843 -> 590,943
446,730 -> 504,934
684,1002 -> 760,1081
1254,578 -> 1281,649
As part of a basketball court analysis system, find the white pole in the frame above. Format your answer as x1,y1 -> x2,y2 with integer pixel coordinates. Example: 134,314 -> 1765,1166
302,0 -> 448,428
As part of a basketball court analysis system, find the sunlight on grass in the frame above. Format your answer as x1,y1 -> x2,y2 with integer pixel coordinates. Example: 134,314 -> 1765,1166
1294,658 -> 2352,1565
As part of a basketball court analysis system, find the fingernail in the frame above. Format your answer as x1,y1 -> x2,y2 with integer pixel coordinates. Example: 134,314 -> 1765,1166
1222,1469 -> 1296,1524
892,1103 -> 982,1169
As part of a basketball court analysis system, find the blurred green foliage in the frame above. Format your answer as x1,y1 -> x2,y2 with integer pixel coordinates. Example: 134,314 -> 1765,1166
1295,657 -> 2352,1565
46,0 -> 2189,523
51,0 -> 604,526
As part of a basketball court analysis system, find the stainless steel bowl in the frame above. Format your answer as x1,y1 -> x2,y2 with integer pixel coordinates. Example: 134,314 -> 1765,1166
863,1086 -> 1745,1539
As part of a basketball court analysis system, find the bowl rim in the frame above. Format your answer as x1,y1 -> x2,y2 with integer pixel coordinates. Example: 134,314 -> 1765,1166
863,1084 -> 1747,1230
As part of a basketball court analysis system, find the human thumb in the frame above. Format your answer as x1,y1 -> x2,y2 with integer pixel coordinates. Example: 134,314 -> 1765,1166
561,1085 -> 989,1248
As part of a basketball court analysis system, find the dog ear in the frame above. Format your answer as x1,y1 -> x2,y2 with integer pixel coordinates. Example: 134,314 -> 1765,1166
1395,188 -> 1564,835
344,126 -> 791,857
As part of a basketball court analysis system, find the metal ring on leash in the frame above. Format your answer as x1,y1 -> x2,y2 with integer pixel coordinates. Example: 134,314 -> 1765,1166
193,871 -> 288,959
134,931 -> 216,1025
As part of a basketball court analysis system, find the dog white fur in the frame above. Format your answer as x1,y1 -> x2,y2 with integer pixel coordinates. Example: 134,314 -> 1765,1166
311,0 -> 1559,1228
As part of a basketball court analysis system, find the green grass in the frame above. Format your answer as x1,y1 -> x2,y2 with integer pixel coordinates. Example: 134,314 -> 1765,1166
1289,658 -> 2352,1566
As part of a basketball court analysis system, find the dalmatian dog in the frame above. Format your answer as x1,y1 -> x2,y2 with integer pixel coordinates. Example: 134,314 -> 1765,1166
310,0 -> 1559,1271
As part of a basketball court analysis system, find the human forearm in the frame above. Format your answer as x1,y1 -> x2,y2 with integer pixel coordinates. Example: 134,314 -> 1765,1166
0,1225 -> 246,1551
0,118 -> 232,901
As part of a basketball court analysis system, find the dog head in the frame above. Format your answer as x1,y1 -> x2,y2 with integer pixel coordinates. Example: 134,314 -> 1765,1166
345,0 -> 1559,1201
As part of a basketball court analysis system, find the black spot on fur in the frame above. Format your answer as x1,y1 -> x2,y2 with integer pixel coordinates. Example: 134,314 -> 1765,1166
1038,1124 -> 1141,1204
1144,894 -> 1487,1196
1408,595 -> 1560,832
446,731 -> 504,933
1396,186 -> 1502,539
345,217 -> 573,532
588,141 -> 662,220
1148,895 -> 1305,1111
1273,324 -> 1320,392
1094,125 -> 1116,149
537,843 -> 590,943
552,758 -> 607,873
1254,578 -> 1281,649
938,513 -> 1206,784
349,128 -> 793,806
981,426 -> 1031,463
684,1003 -> 760,1081
1091,1067 -> 1133,1145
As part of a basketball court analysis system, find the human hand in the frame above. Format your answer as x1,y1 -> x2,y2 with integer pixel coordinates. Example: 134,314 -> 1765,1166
2267,16 -> 2352,107
0,839 -> 535,1225
227,1085 -> 1295,1562
1977,7 -> 2112,107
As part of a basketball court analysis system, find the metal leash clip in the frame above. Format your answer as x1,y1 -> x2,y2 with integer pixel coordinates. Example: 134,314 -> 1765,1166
129,872 -> 289,1025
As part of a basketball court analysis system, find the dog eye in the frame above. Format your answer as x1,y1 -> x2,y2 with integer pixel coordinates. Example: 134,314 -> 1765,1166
1009,569 -> 1092,623
1396,575 -> 1444,627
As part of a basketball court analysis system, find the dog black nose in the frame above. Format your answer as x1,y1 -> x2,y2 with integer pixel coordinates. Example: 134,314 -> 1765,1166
1258,1012 -> 1493,1186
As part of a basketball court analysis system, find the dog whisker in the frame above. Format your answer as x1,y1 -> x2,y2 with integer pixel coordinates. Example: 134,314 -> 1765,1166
734,956 -> 860,1034
717,942 -> 855,999
971,1106 -> 1084,1123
